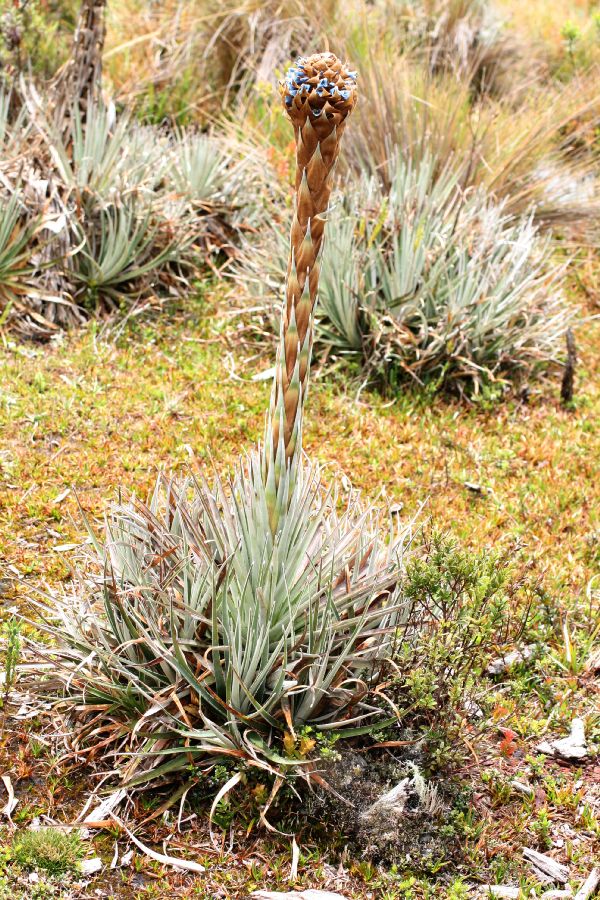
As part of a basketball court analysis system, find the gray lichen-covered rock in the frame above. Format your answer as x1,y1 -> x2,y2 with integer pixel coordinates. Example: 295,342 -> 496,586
306,750 -> 450,864
537,718 -> 589,762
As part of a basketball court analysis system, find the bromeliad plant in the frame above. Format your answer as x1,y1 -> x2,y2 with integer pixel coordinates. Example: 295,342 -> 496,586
0,192 -> 38,323
31,54 -> 411,792
245,151 -> 572,396
0,88 -> 272,337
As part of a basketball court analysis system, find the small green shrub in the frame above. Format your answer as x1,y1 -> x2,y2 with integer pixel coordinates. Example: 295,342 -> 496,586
0,0 -> 75,83
12,828 -> 84,876
386,531 -> 529,768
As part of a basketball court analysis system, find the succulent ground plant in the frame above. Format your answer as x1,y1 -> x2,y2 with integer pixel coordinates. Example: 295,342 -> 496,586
29,54 -> 411,795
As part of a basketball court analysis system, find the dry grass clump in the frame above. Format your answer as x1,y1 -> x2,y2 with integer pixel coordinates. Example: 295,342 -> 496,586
104,0 -> 340,123
348,52 -> 600,228
370,0 -> 526,96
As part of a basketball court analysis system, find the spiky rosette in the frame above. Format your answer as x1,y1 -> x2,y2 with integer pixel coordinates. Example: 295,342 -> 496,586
29,463 -> 411,789
264,53 -> 358,533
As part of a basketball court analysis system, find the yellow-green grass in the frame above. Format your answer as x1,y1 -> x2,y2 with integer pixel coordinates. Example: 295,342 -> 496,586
0,290 -> 598,898
1,299 -> 598,602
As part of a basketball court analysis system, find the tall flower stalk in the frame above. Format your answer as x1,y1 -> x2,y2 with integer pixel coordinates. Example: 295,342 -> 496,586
263,53 -> 358,533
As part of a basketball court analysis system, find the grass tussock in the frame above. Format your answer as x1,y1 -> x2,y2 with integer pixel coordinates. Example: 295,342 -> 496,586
11,828 -> 85,876
103,0 -> 336,123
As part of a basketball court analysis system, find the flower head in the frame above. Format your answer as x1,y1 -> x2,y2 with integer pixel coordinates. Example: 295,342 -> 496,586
280,52 -> 358,127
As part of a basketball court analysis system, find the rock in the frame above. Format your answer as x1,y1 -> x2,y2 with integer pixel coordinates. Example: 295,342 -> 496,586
487,645 -> 536,676
537,718 -> 588,762
523,848 -> 570,885
80,857 -> 102,875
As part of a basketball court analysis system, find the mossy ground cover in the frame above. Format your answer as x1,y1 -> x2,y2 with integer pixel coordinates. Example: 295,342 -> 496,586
0,289 -> 598,898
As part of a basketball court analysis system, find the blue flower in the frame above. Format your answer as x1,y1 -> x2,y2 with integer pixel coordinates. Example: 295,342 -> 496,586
282,55 -> 357,110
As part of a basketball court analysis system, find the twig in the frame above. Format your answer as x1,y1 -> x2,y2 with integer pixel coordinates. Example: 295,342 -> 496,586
560,327 -> 577,406
108,813 -> 205,874
574,870 -> 600,900
523,848 -> 569,885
